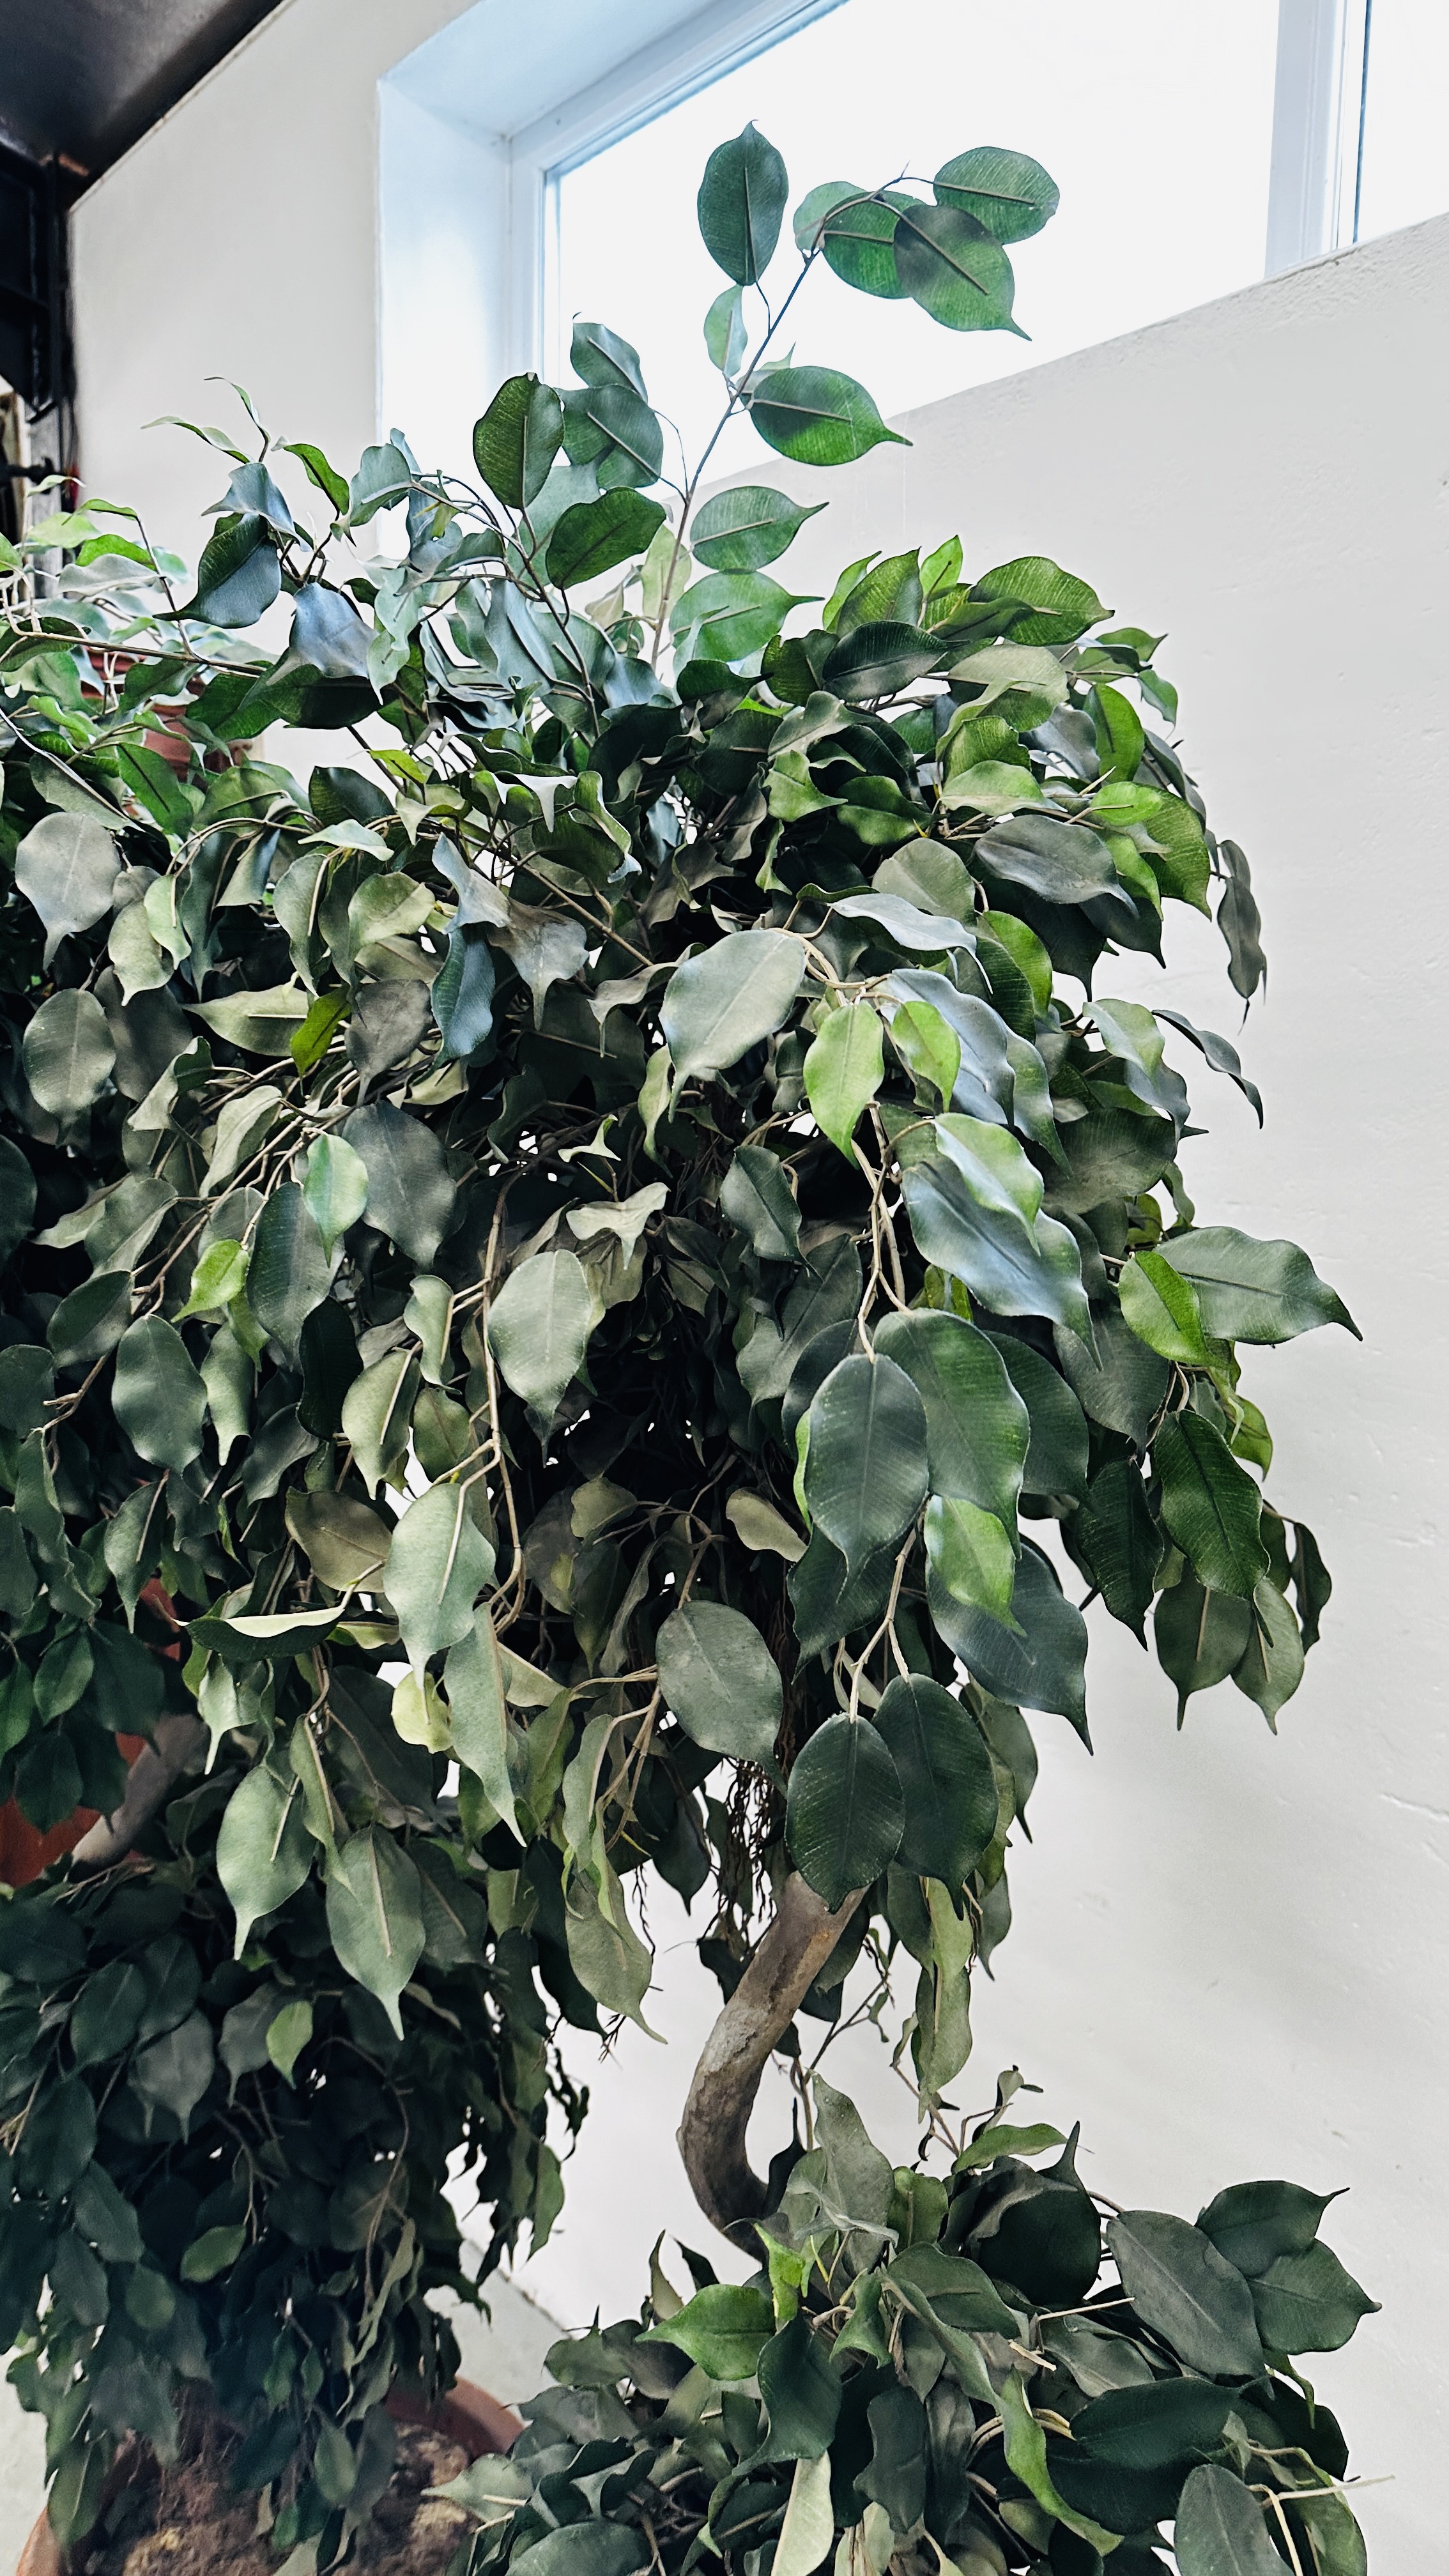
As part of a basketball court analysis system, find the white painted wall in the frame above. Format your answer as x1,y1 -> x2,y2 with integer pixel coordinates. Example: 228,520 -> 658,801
43,14 -> 1449,2564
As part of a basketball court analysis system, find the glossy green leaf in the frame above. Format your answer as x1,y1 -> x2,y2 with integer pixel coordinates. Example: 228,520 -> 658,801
893,203 -> 1020,333
749,367 -> 908,467
301,1133 -> 369,1259
385,1478 -> 496,1673
473,374 -> 565,508
1119,1249 -> 1209,1365
721,1144 -> 800,1260
22,991 -> 115,1116
342,1103 -> 456,1267
973,555 -> 1107,647
656,1598 -> 782,1765
247,1181 -> 332,1360
802,1354 -> 929,1574
15,811 -> 121,964
445,1610 -> 519,1839
929,1540 -> 1087,1732
933,146 -> 1059,241
191,979 -> 311,1056
1197,2179 -> 1339,2277
1156,1227 -> 1358,1344
1249,2241 -> 1377,2353
698,123 -> 788,284
757,2312 -> 841,2460
1174,2465 -> 1285,2575
873,1310 -> 1027,1521
489,1248 -> 595,1416
341,1346 -> 420,1494
546,489 -> 666,587
112,1316 -> 207,1470
924,1494 -> 1018,1625
1231,1576 -> 1305,1725
1107,2211 -> 1264,2379
903,1154 -> 1091,1342
804,1000 -> 884,1161
787,1713 -> 903,1907
645,2281 -> 774,2378
662,929 -> 803,1082
325,1828 -> 426,2038
284,1489 -> 392,1591
216,1765 -> 312,1957
1155,1412 -> 1269,1599
691,485 -> 825,572
873,1675 -> 997,1885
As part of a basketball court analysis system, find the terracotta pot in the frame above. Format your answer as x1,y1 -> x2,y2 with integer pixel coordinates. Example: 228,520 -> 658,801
16,2378 -> 522,2576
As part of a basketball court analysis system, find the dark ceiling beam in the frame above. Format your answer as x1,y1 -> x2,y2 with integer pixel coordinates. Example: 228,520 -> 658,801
0,0 -> 288,183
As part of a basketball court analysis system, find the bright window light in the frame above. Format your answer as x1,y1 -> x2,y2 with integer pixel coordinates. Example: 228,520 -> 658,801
1355,0 -> 1449,241
550,0 -> 1278,489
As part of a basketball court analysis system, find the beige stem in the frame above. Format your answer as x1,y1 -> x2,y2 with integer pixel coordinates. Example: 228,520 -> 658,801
677,1871 -> 863,2245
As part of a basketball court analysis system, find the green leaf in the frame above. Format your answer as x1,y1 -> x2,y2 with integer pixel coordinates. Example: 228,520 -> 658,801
973,555 -> 1107,647
175,1237 -> 249,1320
1071,2376 -> 1232,2467
130,2011 -> 215,2136
903,1155 -> 1091,1342
15,811 -> 121,964
35,1631 -> 93,1717
1197,2179 -> 1339,2277
217,1765 -> 312,1956
22,991 -> 115,1116
1174,2464 -> 1284,2575
191,980 -> 311,1056
1154,1412 -> 1269,1600
341,1346 -> 420,1494
564,1858 -> 656,2029
489,1248 -> 594,1417
325,1827 -> 426,2037
1231,1577 -> 1305,1726
656,1598 -> 782,1765
1153,1573 -> 1255,1722
1073,1458 -> 1163,1639
698,123 -> 788,284
802,1354 -> 929,1575
934,1111 -> 1042,1232
727,1491 -> 806,1561
972,1340 -> 1079,1505
820,188 -> 914,298
385,1479 -> 496,1673
804,1000 -> 884,1161
0,1136 -> 37,1268
284,1489 -> 392,1590
974,811 -> 1128,908
112,1316 -> 206,1471
873,1675 -> 997,1885
692,486 -> 825,572
16,2075 -> 95,2196
758,2313 -> 841,2459
1089,680 -> 1146,783
180,2222 -> 247,2283
1107,2211 -> 1265,2378
773,2451 -> 834,2576
473,374 -> 564,508
301,1133 -> 369,1259
928,1541 -> 1087,1733
1054,1305 -> 1169,1443
1155,1227 -> 1358,1344
889,998 -> 960,1103
445,1610 -> 519,1838
247,1181 -> 332,1361
703,282 -> 749,376
822,621 -> 939,700
786,1712 -> 903,1906
893,203 -> 1020,334
873,1310 -> 1027,1521
645,2280 -> 774,2377
671,568 -> 805,662
1118,1250 -> 1209,1364
546,489 -> 666,587
924,1494 -> 1018,1626
266,1997 -> 313,2084
721,1144 -> 800,1260
1249,2241 -> 1377,2354
662,929 -> 803,1083
998,2372 -> 1116,2554
342,1103 -> 456,1268
749,367 -> 908,467
933,147 -> 1060,242
289,986 -> 350,1075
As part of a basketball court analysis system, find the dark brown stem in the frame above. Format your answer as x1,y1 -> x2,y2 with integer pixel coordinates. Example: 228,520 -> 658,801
677,1872 -> 863,2245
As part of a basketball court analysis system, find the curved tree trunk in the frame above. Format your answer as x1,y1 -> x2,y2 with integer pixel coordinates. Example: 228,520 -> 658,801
678,1872 -> 862,2244
70,1712 -> 206,1869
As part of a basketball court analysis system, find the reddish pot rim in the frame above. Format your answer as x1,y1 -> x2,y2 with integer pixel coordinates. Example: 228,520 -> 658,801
17,2377 -> 521,2576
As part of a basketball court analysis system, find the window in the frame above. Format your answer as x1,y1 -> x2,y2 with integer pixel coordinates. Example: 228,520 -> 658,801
378,0 -> 1447,478
549,0 -> 1280,486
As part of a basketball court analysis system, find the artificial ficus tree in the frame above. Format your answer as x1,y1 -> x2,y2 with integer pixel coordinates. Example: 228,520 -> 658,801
0,119 -> 1374,2576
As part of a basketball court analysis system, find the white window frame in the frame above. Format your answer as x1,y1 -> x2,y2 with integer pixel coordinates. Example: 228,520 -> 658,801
379,0 -> 1397,466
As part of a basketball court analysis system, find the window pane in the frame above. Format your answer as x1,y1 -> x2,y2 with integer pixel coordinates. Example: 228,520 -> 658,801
551,0 -> 1278,487
1356,0 -> 1449,241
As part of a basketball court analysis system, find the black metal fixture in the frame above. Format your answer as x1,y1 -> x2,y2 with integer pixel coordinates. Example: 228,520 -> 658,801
0,137 -> 72,420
